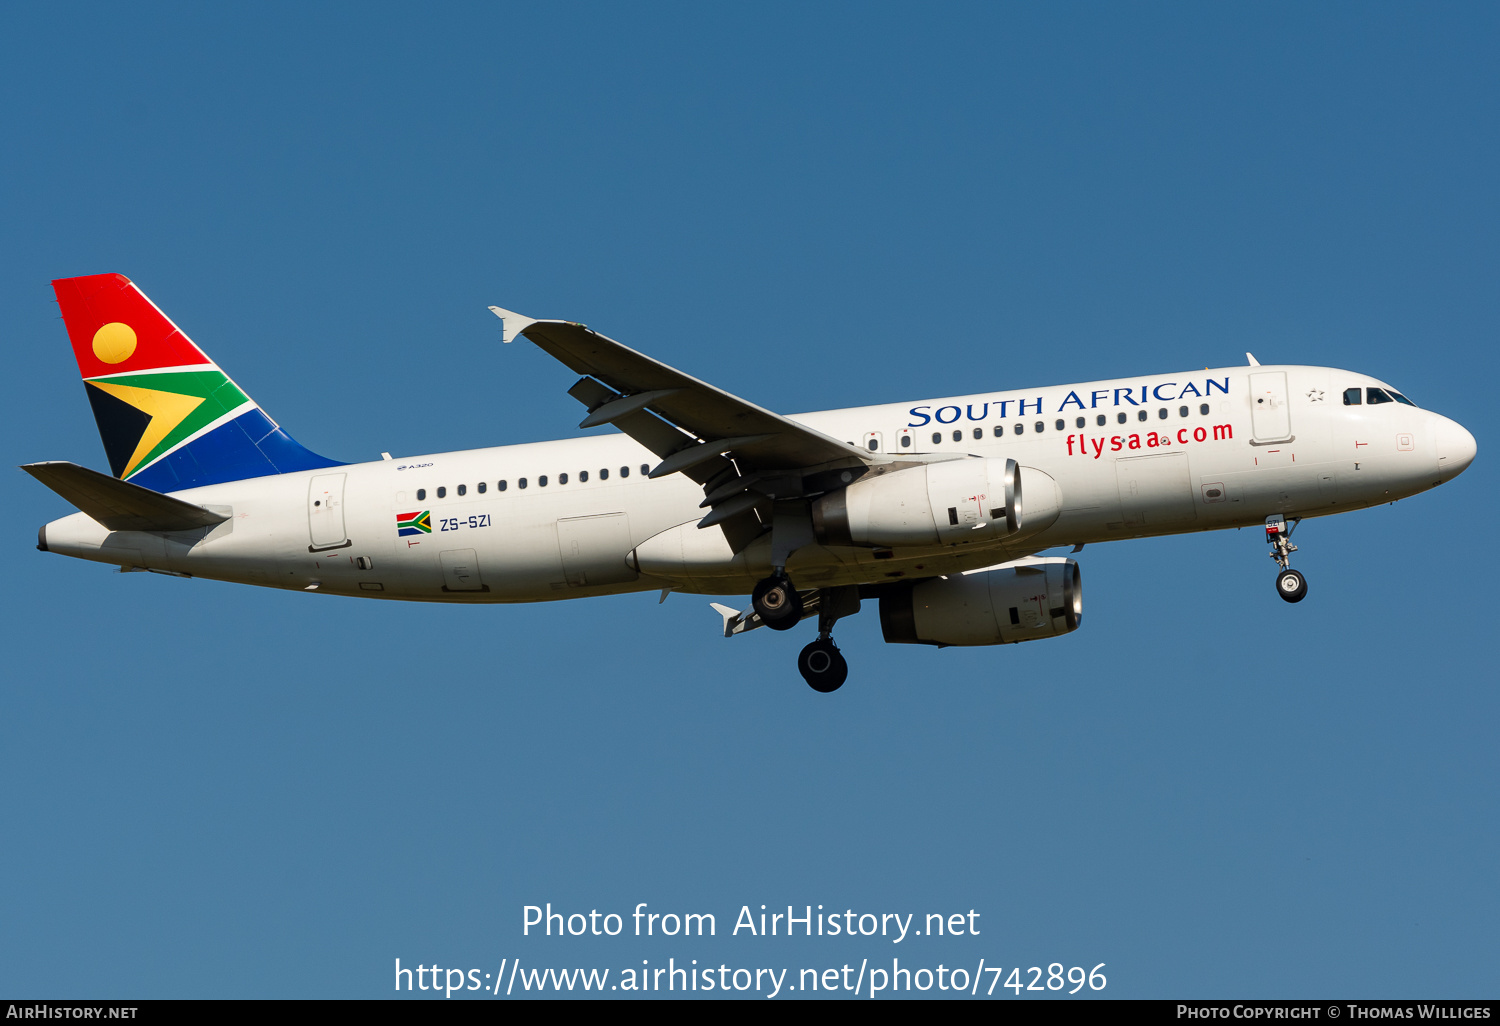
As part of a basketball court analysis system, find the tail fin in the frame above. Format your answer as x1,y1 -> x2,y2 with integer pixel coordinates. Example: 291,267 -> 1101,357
52,273 -> 342,491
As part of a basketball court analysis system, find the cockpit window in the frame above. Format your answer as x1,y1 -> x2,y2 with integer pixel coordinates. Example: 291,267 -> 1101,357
1389,390 -> 1417,407
1343,388 -> 1361,405
1366,388 -> 1394,405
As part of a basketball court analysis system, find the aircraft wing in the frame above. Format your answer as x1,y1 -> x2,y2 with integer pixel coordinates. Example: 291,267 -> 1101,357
490,309 -> 886,480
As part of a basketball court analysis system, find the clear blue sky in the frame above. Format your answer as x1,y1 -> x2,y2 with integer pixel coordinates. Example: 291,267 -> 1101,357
2,2 -> 1495,999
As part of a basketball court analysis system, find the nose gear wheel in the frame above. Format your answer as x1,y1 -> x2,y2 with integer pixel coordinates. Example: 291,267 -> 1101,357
1276,568 -> 1307,603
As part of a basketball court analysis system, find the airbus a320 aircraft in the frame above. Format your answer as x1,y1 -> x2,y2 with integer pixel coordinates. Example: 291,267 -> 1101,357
27,274 -> 1477,691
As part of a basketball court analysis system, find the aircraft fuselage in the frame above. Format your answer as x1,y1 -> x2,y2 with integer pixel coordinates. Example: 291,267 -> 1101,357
38,363 -> 1473,601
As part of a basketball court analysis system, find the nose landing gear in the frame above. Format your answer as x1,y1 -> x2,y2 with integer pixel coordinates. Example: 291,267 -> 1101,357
1266,514 -> 1307,603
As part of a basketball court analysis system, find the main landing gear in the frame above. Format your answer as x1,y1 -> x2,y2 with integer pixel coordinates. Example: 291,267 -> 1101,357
1265,514 -> 1307,603
752,573 -> 856,692
751,572 -> 803,630
798,637 -> 848,693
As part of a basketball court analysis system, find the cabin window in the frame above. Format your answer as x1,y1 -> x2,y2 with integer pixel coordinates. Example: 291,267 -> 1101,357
1075,417 -> 1085,429
1390,391 -> 1416,407
1055,419 -> 1065,431
580,470 -> 589,482
1158,408 -> 1168,420
600,468 -> 609,480
1179,406 -> 1189,417
539,475 -> 548,486
901,434 -> 912,447
498,480 -> 507,492
436,486 -> 447,499
416,488 -> 426,501
1367,388 -> 1394,405
559,473 -> 568,485
1117,412 -> 1127,424
932,432 -> 943,444
1199,403 -> 1210,415
1096,414 -> 1106,426
1035,421 -> 1045,433
641,464 -> 650,476
518,478 -> 527,489
1014,423 -> 1024,435
993,425 -> 1003,437
457,484 -> 466,496
620,466 -> 630,478
973,428 -> 983,440
1135,410 -> 1146,422
868,438 -> 879,451
951,430 -> 962,442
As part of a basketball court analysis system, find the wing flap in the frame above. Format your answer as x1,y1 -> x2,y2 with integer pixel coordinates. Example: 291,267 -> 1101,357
22,461 -> 230,532
564,376 -> 736,485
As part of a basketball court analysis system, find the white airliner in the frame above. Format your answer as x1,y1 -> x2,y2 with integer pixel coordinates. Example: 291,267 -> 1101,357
27,274 -> 1477,691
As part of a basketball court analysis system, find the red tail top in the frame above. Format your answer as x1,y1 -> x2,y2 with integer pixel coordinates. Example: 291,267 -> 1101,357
53,274 -> 213,380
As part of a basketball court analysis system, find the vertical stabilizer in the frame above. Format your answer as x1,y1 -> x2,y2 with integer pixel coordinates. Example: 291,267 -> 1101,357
52,274 -> 342,490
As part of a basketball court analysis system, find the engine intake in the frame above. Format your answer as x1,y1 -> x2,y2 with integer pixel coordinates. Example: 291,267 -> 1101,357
879,558 -> 1082,646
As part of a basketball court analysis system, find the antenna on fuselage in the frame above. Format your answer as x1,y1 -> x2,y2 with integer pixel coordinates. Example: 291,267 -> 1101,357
1246,352 -> 1261,366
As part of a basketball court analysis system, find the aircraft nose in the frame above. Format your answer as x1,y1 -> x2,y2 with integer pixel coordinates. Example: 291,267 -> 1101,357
1435,416 -> 1477,481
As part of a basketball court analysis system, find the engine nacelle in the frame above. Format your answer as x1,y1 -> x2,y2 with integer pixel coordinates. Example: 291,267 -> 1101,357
879,557 -> 1082,646
813,458 -> 1059,548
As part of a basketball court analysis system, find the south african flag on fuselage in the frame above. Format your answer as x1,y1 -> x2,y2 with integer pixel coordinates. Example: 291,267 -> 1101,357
397,510 -> 431,537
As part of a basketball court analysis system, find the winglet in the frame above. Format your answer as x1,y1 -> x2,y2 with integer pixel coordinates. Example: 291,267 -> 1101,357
1246,352 -> 1261,367
488,306 -> 539,344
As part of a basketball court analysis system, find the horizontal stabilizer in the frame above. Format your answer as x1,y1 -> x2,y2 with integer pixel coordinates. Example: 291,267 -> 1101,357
21,461 -> 230,532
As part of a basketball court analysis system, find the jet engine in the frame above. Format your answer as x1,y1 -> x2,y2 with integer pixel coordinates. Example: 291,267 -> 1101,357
812,458 -> 1059,548
879,557 -> 1082,646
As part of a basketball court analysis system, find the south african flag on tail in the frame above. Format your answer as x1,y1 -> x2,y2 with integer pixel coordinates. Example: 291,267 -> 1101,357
396,510 -> 431,537
52,273 -> 343,491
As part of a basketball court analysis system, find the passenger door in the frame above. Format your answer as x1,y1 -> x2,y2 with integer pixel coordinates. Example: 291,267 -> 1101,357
1248,371 -> 1293,443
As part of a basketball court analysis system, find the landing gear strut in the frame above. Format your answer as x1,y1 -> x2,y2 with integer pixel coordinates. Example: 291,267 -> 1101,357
1266,514 -> 1307,603
796,585 -> 858,693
